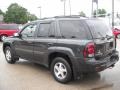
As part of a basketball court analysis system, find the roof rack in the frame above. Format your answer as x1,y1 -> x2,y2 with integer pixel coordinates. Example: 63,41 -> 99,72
54,15 -> 88,18
38,17 -> 50,20
38,15 -> 88,21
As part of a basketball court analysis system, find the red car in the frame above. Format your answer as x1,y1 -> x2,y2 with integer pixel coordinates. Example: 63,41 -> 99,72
0,24 -> 19,41
113,28 -> 120,38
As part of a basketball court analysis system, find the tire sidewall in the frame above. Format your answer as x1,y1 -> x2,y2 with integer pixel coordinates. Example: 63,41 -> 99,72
51,57 -> 72,83
5,46 -> 16,64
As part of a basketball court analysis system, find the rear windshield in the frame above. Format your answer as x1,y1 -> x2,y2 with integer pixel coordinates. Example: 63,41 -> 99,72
86,20 -> 113,39
0,24 -> 18,30
59,20 -> 88,39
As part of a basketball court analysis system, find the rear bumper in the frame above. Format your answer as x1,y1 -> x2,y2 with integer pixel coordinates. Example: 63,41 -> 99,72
85,51 -> 119,72
72,50 -> 119,79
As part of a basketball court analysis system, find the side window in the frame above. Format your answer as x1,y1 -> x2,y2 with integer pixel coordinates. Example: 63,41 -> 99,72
59,20 -> 87,39
37,23 -> 50,37
48,22 -> 55,37
21,24 -> 37,38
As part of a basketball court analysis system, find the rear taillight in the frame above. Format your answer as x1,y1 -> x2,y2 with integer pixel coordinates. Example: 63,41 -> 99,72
83,42 -> 95,58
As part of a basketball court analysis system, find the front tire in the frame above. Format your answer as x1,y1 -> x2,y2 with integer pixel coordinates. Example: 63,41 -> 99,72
4,46 -> 18,64
51,57 -> 72,83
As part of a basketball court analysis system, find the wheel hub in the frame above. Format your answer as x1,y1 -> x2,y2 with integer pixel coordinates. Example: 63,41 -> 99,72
54,62 -> 67,80
5,49 -> 11,61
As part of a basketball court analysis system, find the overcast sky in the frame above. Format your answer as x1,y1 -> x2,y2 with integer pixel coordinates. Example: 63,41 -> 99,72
0,0 -> 120,18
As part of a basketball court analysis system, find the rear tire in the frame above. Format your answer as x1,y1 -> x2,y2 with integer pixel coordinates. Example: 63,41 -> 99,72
51,57 -> 72,83
4,46 -> 18,64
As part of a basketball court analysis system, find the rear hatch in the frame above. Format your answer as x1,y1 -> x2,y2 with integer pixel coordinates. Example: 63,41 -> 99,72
86,19 -> 115,60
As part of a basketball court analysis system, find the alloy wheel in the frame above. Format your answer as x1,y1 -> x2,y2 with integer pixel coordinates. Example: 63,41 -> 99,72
54,62 -> 67,80
5,49 -> 12,61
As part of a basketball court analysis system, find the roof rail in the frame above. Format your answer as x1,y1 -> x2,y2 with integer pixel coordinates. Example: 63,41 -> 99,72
37,15 -> 88,20
38,17 -> 50,20
54,15 -> 88,18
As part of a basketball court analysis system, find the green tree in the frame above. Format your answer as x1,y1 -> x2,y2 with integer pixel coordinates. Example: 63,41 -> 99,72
27,13 -> 38,21
79,11 -> 86,17
0,9 -> 4,15
4,3 -> 28,24
94,9 -> 107,17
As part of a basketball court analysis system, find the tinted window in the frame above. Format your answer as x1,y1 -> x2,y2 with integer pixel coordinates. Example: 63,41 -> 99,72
21,24 -> 37,38
59,20 -> 87,39
86,20 -> 113,39
0,24 -> 18,30
38,23 -> 50,37
48,22 -> 55,37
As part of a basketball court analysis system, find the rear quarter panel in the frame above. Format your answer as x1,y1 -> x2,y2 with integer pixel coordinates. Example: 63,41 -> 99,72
56,39 -> 93,58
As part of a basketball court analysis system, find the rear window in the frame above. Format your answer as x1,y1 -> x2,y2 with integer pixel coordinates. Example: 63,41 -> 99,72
59,20 -> 88,39
86,20 -> 113,39
0,24 -> 18,30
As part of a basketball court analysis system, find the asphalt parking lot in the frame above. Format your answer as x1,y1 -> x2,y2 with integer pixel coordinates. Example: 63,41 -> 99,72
0,40 -> 120,90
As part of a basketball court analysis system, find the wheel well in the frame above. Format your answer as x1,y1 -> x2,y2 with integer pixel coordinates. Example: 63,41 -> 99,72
3,43 -> 10,53
1,34 -> 8,37
48,52 -> 73,69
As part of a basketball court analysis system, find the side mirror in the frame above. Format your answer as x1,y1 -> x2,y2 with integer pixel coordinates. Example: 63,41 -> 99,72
14,33 -> 19,37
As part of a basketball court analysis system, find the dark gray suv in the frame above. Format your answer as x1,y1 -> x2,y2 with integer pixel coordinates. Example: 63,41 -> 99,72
3,16 -> 119,83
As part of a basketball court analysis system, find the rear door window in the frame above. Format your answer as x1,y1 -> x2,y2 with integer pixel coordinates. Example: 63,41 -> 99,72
59,20 -> 88,39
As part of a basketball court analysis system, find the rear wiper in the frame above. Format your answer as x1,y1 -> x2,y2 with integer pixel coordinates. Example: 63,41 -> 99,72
97,32 -> 105,40
106,35 -> 112,40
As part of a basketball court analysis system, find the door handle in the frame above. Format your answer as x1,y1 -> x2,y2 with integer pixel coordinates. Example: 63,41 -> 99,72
48,43 -> 53,46
27,41 -> 33,44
